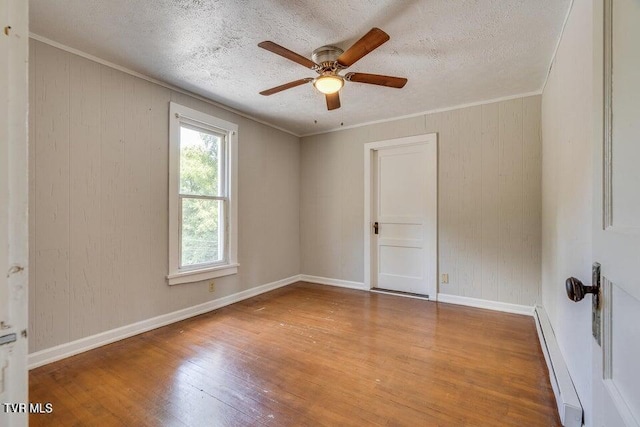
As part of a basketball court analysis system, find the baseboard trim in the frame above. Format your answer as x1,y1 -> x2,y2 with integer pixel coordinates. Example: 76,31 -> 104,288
436,293 -> 535,316
299,274 -> 366,290
534,305 -> 583,427
28,275 -> 301,370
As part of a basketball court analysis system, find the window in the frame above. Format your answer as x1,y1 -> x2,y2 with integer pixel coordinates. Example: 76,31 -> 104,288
167,102 -> 238,285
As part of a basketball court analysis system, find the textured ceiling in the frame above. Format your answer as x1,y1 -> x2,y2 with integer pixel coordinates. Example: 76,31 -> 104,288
30,0 -> 570,135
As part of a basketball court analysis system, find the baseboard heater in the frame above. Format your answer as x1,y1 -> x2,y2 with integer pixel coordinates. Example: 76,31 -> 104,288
534,305 -> 583,427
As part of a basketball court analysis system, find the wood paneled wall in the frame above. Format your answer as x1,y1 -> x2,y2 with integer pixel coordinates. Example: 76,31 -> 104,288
28,38 -> 542,352
28,40 -> 301,353
300,96 -> 542,306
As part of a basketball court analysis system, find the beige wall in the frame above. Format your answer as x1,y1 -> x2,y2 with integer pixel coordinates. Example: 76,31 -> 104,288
28,38 -> 546,354
28,40 -> 301,353
541,0 -> 593,423
301,96 -> 542,306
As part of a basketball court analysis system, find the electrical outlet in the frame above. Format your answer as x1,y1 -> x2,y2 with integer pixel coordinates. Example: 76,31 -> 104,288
208,281 -> 215,293
441,273 -> 449,284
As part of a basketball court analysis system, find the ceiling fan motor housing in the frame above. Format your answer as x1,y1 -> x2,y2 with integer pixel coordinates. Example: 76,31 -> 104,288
312,45 -> 344,70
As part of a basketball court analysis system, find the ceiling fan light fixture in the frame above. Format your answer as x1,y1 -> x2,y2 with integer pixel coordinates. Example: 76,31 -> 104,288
313,75 -> 344,94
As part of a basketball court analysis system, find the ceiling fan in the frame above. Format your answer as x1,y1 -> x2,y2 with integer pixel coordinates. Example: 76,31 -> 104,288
258,28 -> 407,111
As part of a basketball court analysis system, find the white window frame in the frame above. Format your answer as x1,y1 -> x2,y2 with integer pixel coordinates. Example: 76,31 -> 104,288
167,102 -> 238,285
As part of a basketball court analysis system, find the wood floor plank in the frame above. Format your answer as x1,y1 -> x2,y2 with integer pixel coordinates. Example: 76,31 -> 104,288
30,282 -> 560,426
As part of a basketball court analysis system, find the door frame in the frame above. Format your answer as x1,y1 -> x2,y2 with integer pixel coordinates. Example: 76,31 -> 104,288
363,133 -> 438,298
0,0 -> 29,425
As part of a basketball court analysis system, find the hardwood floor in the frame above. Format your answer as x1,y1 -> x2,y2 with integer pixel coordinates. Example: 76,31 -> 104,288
29,282 -> 560,426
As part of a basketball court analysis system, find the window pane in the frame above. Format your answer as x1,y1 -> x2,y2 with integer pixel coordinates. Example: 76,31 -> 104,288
180,125 -> 222,197
181,198 -> 224,267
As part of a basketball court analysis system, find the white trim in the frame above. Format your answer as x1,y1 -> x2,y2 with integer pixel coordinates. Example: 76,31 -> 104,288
363,134 -> 438,299
29,34 -> 544,140
541,0 -> 575,93
602,0 -> 613,230
301,277 -> 535,317
301,91 -> 542,137
299,275 -> 366,291
364,144 -> 372,291
28,33 -> 300,138
604,380 -> 640,427
364,133 -> 437,151
533,305 -> 583,427
167,263 -> 239,286
168,102 -> 238,285
602,277 -> 640,427
28,275 -> 301,369
437,294 -> 534,316
1,1 -> 29,424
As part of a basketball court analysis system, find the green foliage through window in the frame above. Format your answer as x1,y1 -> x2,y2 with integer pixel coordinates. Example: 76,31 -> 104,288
179,125 -> 224,267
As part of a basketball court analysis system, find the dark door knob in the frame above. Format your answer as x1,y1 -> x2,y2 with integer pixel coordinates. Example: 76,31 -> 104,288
565,264 -> 602,345
565,277 -> 598,302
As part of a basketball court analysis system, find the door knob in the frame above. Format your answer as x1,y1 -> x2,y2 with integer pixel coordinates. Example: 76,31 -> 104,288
565,263 -> 602,345
565,277 -> 598,302
565,262 -> 601,307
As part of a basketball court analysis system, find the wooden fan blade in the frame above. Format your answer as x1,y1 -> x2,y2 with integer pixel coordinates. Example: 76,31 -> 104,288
345,72 -> 407,88
259,78 -> 313,96
337,28 -> 390,68
258,41 -> 318,70
326,92 -> 341,110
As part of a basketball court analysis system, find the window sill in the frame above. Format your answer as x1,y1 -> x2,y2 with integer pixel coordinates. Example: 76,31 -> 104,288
167,263 -> 239,286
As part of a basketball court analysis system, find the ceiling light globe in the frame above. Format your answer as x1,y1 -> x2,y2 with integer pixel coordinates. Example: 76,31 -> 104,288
313,75 -> 344,95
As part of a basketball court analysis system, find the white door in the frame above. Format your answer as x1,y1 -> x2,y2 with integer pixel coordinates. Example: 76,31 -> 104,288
0,1 -> 29,426
368,135 -> 437,297
592,0 -> 640,425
